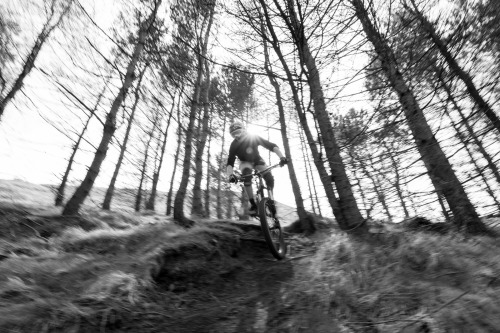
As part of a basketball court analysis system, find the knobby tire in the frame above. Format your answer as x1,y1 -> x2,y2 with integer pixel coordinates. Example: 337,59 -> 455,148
258,198 -> 286,260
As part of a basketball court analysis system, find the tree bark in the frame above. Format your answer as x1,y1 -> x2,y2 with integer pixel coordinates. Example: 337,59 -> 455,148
435,69 -> 500,187
270,0 -> 367,233
166,94 -> 184,216
204,112 -> 213,218
63,2 -> 160,215
102,67 -> 146,210
297,118 -> 318,216
55,86 -> 105,206
135,111 -> 159,212
257,1 -> 348,229
381,141 -> 410,218
262,28 -> 313,232
191,60 -> 212,217
145,92 -> 177,211
352,0 -> 487,233
173,3 -> 214,227
216,115 -> 228,219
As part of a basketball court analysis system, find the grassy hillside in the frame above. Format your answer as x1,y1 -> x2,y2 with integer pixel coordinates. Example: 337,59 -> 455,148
1,179 -> 500,332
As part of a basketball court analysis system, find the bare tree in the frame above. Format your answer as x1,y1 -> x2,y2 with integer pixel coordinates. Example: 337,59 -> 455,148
145,91 -> 177,211
135,112 -> 159,212
404,0 -> 500,135
350,0 -> 487,233
166,93 -> 184,216
173,0 -> 215,226
191,59 -> 212,217
62,1 -> 162,215
0,0 -> 73,119
261,20 -> 314,232
102,66 -> 147,210
55,85 -> 106,206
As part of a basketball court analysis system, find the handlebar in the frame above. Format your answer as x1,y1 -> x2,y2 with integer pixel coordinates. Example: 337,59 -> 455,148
231,163 -> 283,184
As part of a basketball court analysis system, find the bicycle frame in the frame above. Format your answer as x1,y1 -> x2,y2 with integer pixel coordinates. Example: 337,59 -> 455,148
233,163 -> 287,260
251,164 -> 281,205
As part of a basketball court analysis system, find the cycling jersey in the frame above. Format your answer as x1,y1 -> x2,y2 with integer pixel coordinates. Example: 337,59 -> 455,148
227,134 -> 278,167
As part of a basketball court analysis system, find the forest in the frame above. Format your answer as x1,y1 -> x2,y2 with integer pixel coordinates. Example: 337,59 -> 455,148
1,0 -> 499,232
1,0 -> 500,331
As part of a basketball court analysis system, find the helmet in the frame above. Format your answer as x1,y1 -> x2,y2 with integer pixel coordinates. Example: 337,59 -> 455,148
229,120 -> 244,134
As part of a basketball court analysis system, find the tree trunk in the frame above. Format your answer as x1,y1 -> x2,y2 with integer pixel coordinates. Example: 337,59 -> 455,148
262,30 -> 313,232
216,115 -> 228,219
435,69 -> 500,187
258,2 -> 355,231
55,86 -> 105,206
352,0 -> 487,233
173,3 -> 214,227
0,0 -> 73,119
381,141 -> 410,218
297,116 -> 322,217
102,67 -> 146,210
146,92 -> 177,211
366,155 -> 392,221
62,2 -> 160,215
442,96 -> 500,211
166,94 -> 184,216
298,120 -> 317,216
204,113 -> 213,218
270,0 -> 367,233
191,60 -> 212,217
407,0 -> 500,135
355,150 -> 392,221
135,113 -> 159,212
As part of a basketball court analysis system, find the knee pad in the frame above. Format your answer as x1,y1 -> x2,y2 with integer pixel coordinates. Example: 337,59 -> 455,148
263,172 -> 274,189
242,168 -> 253,186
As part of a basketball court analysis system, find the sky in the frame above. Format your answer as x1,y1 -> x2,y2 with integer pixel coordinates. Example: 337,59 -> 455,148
0,0 -> 313,214
2,0 -> 497,220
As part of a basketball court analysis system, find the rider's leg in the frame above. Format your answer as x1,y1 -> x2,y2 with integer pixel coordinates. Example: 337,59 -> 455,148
255,163 -> 275,200
255,163 -> 276,215
239,162 -> 257,213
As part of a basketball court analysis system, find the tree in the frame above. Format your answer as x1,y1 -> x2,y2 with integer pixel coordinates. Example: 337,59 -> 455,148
0,4 -> 20,97
63,1 -> 162,215
350,0 -> 488,233
191,59 -> 213,217
252,0 -> 368,234
55,85 -> 106,206
102,66 -> 147,210
0,0 -> 73,120
145,91 -> 177,211
173,0 -> 215,227
261,18 -> 314,232
403,0 -> 500,136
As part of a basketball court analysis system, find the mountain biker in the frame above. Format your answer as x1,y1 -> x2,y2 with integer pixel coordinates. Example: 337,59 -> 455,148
226,120 -> 288,216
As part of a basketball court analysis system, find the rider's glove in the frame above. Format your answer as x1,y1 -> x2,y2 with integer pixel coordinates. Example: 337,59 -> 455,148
228,174 -> 237,183
279,157 -> 288,167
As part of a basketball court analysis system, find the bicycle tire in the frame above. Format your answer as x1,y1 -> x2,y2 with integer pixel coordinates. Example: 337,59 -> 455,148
258,198 -> 287,260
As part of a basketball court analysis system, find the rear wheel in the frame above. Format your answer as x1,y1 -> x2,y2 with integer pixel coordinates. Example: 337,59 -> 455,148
258,198 -> 286,260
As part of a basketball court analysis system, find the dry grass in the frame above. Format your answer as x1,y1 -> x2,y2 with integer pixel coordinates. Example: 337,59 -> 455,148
1,179 -> 500,332
0,205 -> 243,332
283,224 -> 500,332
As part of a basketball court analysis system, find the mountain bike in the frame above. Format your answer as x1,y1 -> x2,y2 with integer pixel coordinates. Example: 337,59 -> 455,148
233,164 -> 287,260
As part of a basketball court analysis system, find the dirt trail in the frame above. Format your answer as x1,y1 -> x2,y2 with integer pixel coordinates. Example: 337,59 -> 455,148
121,221 -> 325,333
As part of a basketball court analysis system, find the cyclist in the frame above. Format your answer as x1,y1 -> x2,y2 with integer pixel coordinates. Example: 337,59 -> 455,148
226,120 -> 288,216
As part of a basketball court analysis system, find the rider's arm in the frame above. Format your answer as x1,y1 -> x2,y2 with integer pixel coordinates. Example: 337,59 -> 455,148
256,135 -> 280,153
226,165 -> 234,178
272,146 -> 285,159
226,142 -> 236,175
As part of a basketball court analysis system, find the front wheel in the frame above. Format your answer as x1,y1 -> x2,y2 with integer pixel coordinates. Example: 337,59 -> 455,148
258,198 -> 286,260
